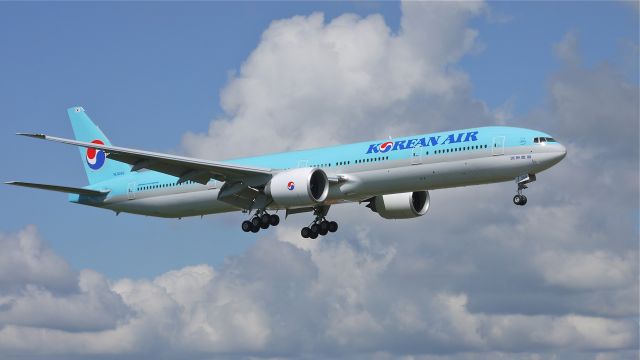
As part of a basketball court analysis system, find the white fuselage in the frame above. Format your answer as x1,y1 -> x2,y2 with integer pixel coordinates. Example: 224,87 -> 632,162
91,141 -> 566,218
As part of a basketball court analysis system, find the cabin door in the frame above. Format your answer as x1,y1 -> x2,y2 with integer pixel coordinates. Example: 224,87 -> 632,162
127,182 -> 136,200
411,146 -> 423,165
492,136 -> 505,156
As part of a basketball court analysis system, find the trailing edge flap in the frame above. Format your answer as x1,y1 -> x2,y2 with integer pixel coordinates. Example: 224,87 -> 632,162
5,181 -> 109,196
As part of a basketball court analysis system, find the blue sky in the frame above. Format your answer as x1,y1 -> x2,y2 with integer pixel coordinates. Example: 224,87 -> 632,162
0,2 -> 637,359
0,1 -> 636,281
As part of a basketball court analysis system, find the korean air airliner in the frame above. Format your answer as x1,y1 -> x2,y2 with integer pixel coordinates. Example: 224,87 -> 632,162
8,107 -> 566,238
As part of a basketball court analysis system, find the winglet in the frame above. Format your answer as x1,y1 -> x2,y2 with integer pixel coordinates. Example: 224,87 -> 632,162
16,133 -> 46,139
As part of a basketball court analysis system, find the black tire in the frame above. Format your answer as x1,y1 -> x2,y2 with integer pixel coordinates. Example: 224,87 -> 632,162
241,220 -> 252,232
270,214 -> 280,226
320,221 -> 329,232
261,214 -> 271,225
251,224 -> 260,233
260,222 -> 270,230
513,195 -> 522,205
521,195 -> 528,205
310,223 -> 320,234
328,221 -> 338,233
301,227 -> 311,238
319,227 -> 328,236
251,217 -> 261,227
309,232 -> 318,239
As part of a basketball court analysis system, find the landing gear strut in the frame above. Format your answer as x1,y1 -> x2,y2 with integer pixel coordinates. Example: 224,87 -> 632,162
301,208 -> 338,239
241,210 -> 280,233
513,173 -> 536,206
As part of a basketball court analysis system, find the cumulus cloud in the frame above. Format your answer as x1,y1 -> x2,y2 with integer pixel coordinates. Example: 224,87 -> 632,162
0,225 -> 75,293
182,1 -> 491,160
533,251 -> 637,290
2,2 -> 638,360
0,228 -> 637,359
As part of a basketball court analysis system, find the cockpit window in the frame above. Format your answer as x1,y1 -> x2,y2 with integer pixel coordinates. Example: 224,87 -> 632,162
534,137 -> 557,144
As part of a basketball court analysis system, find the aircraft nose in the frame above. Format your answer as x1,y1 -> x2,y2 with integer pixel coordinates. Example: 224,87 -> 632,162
556,143 -> 567,161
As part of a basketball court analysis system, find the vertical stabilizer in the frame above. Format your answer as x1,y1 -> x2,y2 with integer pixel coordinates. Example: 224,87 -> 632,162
67,106 -> 130,184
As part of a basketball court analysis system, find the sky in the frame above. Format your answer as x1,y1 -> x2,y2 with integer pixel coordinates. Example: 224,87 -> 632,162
0,1 -> 638,359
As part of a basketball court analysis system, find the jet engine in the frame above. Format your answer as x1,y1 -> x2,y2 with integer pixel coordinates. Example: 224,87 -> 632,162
367,191 -> 430,219
265,168 -> 329,207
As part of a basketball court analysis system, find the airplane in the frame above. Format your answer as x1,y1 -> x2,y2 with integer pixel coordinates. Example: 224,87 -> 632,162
7,107 -> 566,238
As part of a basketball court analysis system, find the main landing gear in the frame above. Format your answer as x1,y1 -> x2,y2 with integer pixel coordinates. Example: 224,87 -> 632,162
301,208 -> 338,239
241,211 -> 280,233
513,173 -> 536,206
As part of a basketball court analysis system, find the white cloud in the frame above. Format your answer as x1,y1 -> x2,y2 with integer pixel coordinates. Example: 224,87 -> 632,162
182,1 -> 490,160
0,229 -> 636,358
554,30 -> 581,66
533,251 -> 637,290
0,225 -> 75,293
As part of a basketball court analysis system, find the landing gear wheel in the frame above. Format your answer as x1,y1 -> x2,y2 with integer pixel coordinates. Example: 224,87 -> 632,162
241,220 -> 252,232
309,231 -> 318,239
301,227 -> 311,238
319,221 -> 329,233
250,224 -> 260,233
270,214 -> 280,226
513,195 -> 523,205
521,195 -> 528,205
328,221 -> 338,233
260,221 -> 270,230
310,223 -> 320,234
318,226 -> 328,236
251,217 -> 261,227
260,214 -> 271,226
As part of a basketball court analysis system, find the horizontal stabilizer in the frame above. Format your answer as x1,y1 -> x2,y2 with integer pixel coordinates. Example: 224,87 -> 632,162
5,181 -> 109,196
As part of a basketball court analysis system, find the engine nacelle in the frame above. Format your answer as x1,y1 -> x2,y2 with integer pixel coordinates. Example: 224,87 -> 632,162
368,191 -> 430,219
265,168 -> 329,207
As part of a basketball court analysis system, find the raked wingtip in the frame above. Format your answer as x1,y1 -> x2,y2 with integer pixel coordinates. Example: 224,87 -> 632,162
16,133 -> 46,139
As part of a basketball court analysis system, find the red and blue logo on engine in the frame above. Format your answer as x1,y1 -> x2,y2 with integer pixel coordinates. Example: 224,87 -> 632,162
287,181 -> 295,191
86,139 -> 106,170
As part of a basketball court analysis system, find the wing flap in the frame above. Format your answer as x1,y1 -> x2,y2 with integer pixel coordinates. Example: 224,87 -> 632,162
6,181 -> 109,196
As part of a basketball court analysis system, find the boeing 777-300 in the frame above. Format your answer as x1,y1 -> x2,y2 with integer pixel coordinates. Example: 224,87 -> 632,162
8,107 -> 566,238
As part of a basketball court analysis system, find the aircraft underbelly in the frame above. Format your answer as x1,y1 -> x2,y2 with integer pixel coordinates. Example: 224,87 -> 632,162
106,189 -> 237,218
333,155 -> 533,197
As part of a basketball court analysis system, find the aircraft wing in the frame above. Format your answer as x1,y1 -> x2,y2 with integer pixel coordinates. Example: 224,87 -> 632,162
6,181 -> 109,196
18,133 -> 273,186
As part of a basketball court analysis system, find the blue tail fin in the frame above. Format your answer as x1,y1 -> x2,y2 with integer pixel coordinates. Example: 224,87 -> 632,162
67,106 -> 130,185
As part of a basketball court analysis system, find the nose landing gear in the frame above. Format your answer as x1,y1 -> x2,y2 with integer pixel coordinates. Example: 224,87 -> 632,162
241,211 -> 280,233
513,194 -> 527,206
513,173 -> 536,206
